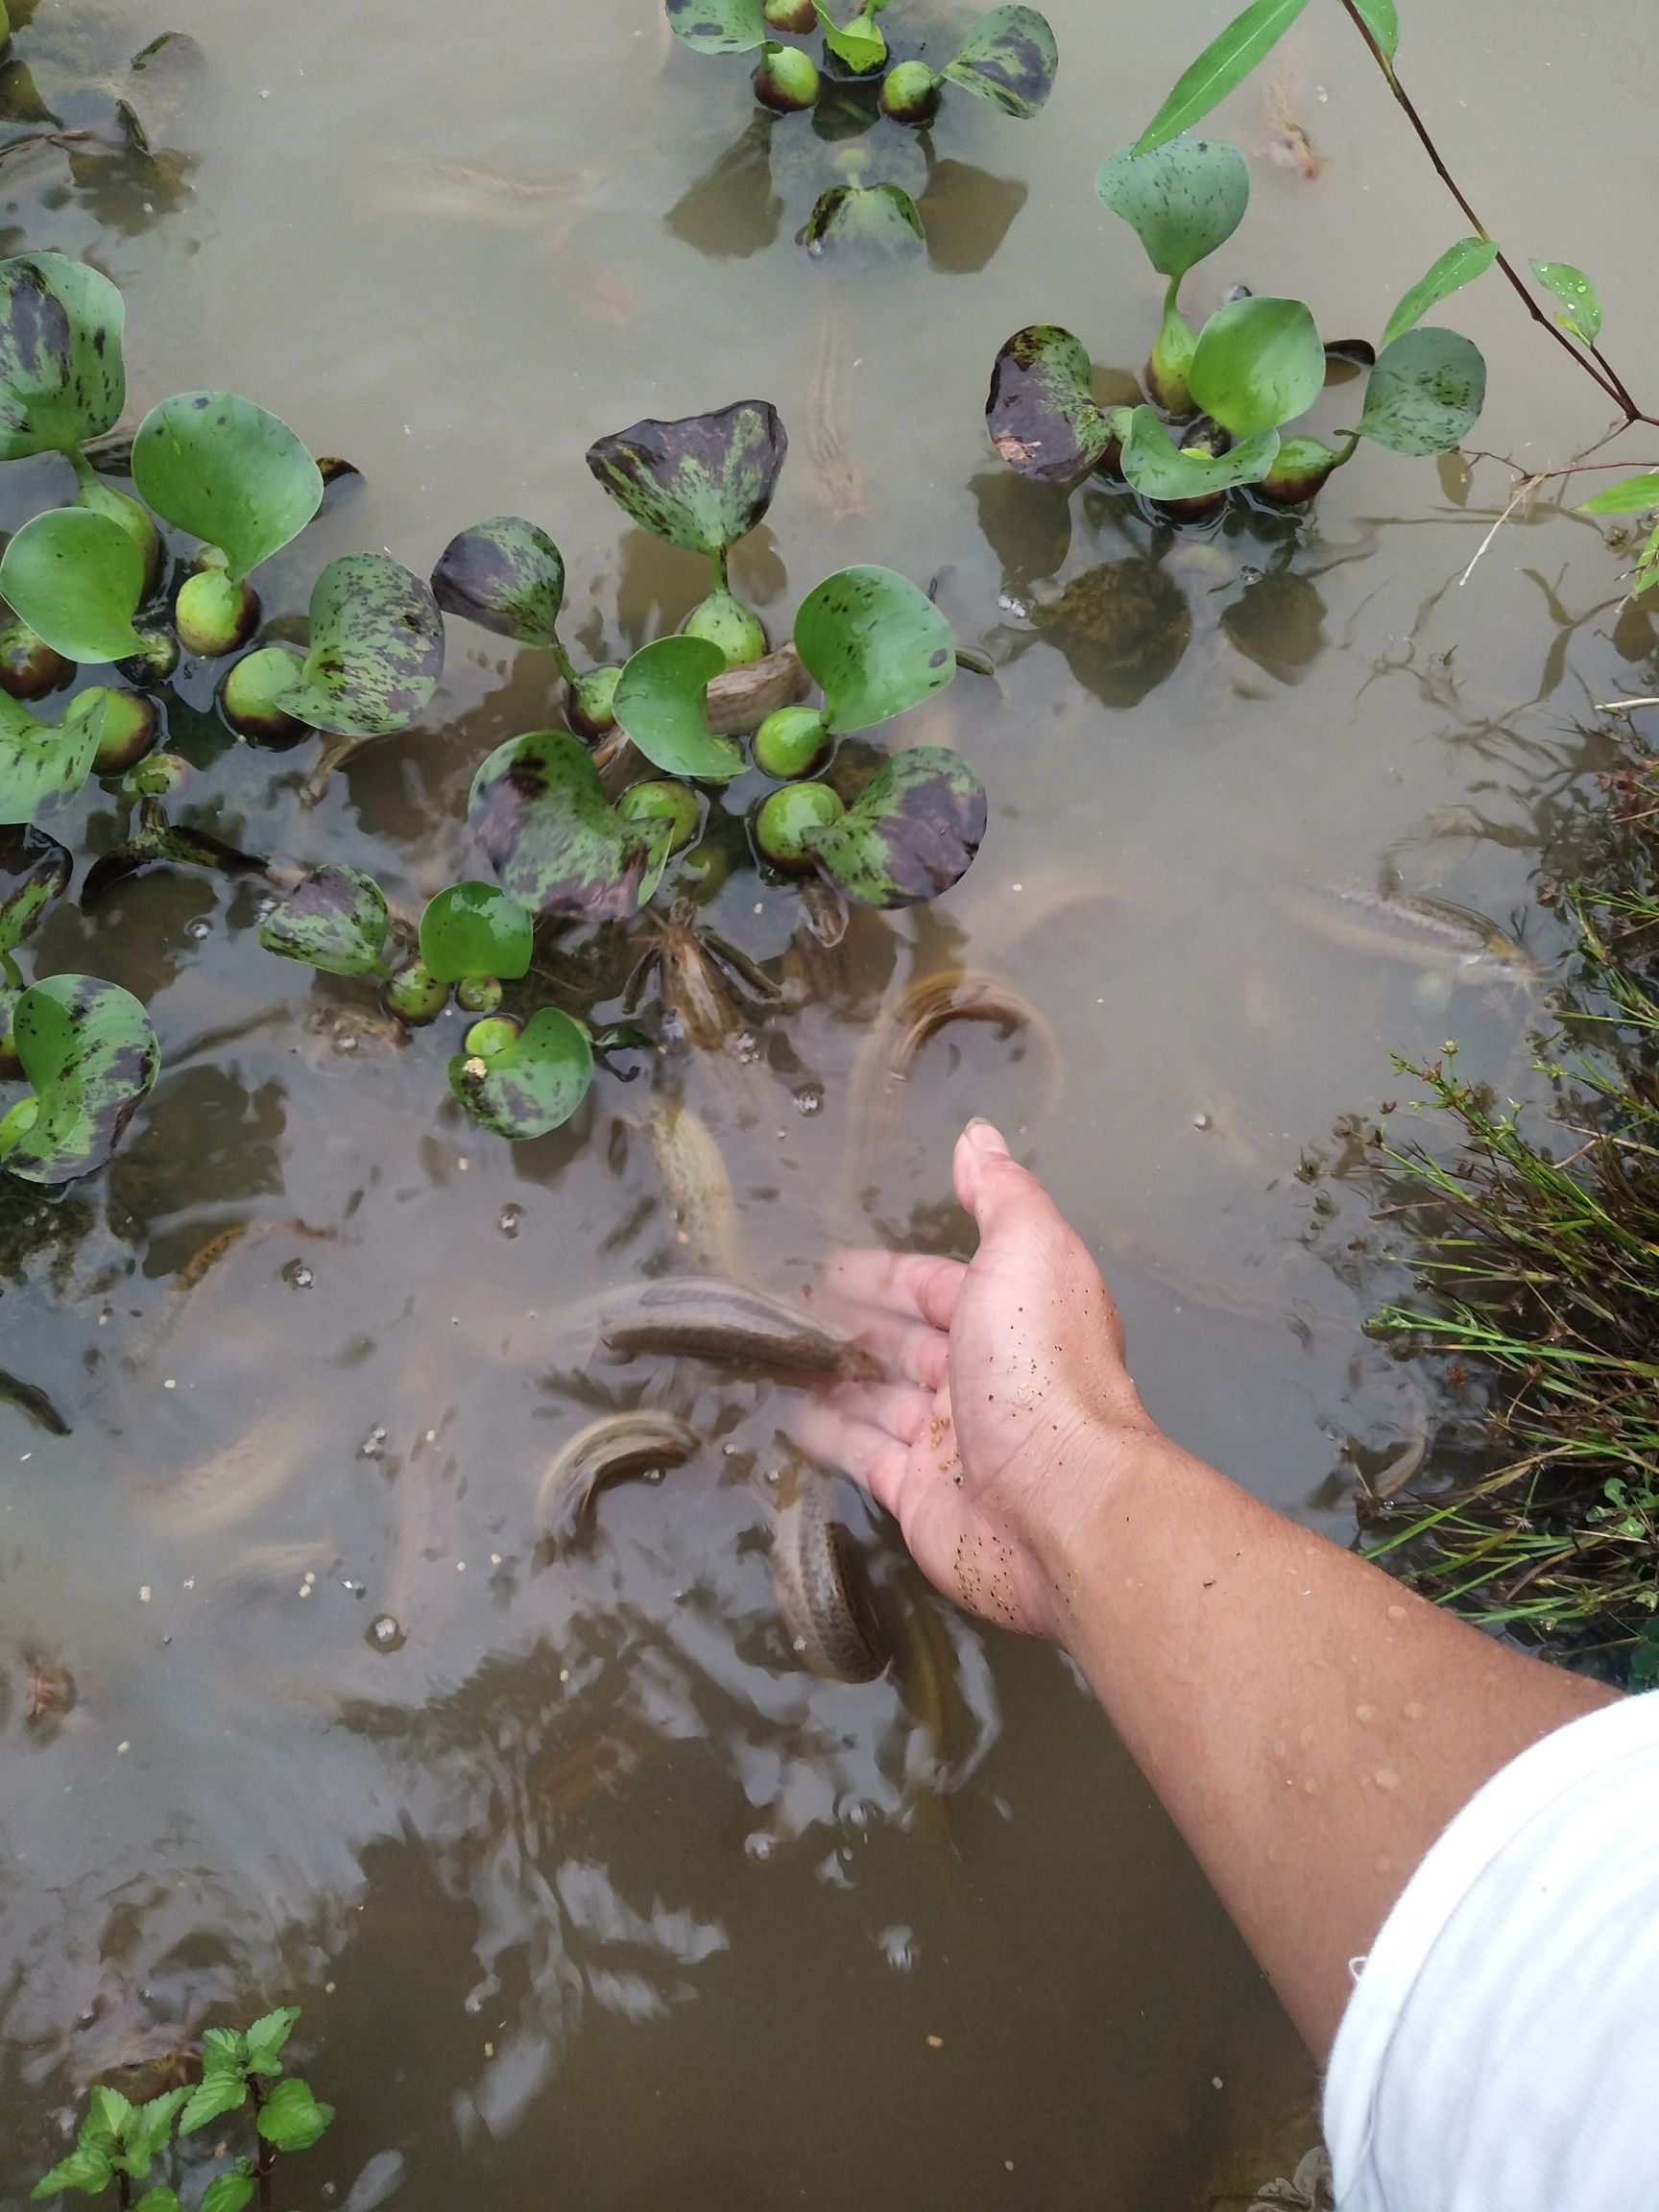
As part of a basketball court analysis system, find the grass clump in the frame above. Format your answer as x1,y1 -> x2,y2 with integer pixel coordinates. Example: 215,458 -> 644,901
1356,757 -> 1659,1685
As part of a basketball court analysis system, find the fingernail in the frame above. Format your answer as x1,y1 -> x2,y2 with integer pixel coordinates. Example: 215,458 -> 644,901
965,1118 -> 1009,1158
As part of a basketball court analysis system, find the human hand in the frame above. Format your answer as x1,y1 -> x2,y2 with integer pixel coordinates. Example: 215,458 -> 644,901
796,1119 -> 1164,1644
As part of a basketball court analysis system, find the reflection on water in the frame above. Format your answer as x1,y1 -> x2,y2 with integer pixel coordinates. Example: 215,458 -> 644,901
6,0 -> 1659,2203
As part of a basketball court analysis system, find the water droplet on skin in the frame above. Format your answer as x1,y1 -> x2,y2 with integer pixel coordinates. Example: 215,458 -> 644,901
357,1424 -> 388,1460
282,1260 -> 314,1288
795,1085 -> 824,1117
497,1203 -> 523,1238
366,1613 -> 405,1652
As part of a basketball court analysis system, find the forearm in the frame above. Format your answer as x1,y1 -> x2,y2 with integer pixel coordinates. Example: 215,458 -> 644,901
1044,1427 -> 1618,2057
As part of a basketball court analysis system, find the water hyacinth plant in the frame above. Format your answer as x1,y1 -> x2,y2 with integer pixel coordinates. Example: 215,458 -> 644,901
987,130 -> 1487,514
0,266 -> 989,1166
662,0 -> 1057,256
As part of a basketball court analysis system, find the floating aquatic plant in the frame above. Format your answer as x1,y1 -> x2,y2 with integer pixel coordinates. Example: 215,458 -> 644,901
988,130 -> 1485,515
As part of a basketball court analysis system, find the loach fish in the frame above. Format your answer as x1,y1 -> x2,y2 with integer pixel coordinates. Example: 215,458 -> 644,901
599,1275 -> 879,1379
643,1099 -> 746,1278
370,157 -> 605,230
802,299 -> 866,522
537,1409 -> 702,1549
1280,883 -> 1538,981
771,1477 -> 888,1682
843,968 -> 1061,1213
0,1365 -> 71,1435
136,1402 -> 301,1536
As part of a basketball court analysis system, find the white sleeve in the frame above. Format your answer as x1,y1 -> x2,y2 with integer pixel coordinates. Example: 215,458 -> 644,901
1323,1690 -> 1659,2212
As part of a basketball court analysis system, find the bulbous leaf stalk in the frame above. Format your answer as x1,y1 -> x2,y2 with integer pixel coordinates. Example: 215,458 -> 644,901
567,662 -> 622,737
755,781 -> 844,870
754,38 -> 821,109
879,60 -> 939,122
0,621 -> 70,701
222,644 -> 306,740
177,563 -> 259,658
682,589 -> 767,668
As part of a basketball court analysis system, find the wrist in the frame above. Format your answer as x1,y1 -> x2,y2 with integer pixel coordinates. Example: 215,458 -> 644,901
1021,1402 -> 1177,1650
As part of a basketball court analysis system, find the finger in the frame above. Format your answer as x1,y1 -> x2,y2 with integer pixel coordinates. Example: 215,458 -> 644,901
822,1379 -> 934,1447
789,1401 -> 911,1516
821,1248 -> 967,1334
814,1294 -> 950,1391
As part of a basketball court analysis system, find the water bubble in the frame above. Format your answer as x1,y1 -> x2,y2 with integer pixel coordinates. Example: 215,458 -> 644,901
837,1793 -> 875,1835
734,1031 -> 761,1066
998,591 -> 1029,617
366,1613 -> 405,1652
255,895 -> 278,919
743,1830 -> 777,1863
794,1084 -> 825,1117
357,1424 -> 388,1460
1192,1111 -> 1213,1132
497,1203 -> 523,1238
185,918 -> 210,942
331,1030 -> 360,1056
282,1260 -> 315,1289
878,1924 -> 919,1972
641,1464 -> 665,1485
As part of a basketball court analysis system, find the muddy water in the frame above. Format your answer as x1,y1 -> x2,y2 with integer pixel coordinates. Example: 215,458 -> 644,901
5,0 -> 1659,2202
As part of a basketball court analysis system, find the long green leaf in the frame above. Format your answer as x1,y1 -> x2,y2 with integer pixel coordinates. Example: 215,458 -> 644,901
1382,237 -> 1499,349
1578,472 -> 1659,517
1134,0 -> 1310,155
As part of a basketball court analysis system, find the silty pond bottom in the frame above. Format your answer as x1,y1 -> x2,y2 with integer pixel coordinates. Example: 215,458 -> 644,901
5,0 -> 1659,2203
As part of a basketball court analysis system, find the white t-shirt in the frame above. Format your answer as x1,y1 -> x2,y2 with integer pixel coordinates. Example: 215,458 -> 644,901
1324,1689 -> 1659,2210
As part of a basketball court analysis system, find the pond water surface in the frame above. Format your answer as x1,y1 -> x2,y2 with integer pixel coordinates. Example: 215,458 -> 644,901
6,1 -> 1659,2204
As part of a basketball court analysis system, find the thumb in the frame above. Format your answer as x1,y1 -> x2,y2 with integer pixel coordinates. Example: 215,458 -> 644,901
952,1119 -> 1053,1239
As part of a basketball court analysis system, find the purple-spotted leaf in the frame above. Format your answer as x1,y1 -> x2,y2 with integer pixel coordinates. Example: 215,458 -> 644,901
468,729 -> 650,924
986,325 -> 1115,482
0,688 -> 107,822
803,182 -> 925,260
0,252 -> 126,460
941,7 -> 1058,117
448,1006 -> 593,1141
800,745 -> 985,906
0,824 -> 71,952
1358,326 -> 1486,456
430,517 -> 565,648
0,974 -> 159,1184
257,863 -> 389,978
1095,135 -> 1249,282
274,555 -> 445,737
587,401 -> 786,558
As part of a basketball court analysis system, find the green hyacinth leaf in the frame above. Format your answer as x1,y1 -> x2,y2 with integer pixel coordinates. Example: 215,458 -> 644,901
1529,258 -> 1602,346
587,400 -> 786,559
1357,326 -> 1486,456
813,2 -> 885,71
449,1006 -> 593,1141
663,0 -> 767,53
274,554 -> 445,737
613,635 -> 744,781
1382,237 -> 1499,349
430,516 -> 565,649
469,728 -> 650,925
803,182 -> 925,260
0,824 -> 71,950
0,252 -> 125,461
0,974 -> 158,1184
0,509 -> 146,662
1189,294 -> 1325,437
1094,134 -> 1249,282
800,745 -> 986,907
793,565 -> 955,734
1579,471 -> 1659,517
1134,0 -> 1310,155
986,325 -> 1114,482
941,6 -> 1058,117
1120,406 -> 1280,495
257,863 -> 390,978
1349,0 -> 1398,61
0,690 -> 106,822
419,881 -> 535,984
131,391 -> 323,583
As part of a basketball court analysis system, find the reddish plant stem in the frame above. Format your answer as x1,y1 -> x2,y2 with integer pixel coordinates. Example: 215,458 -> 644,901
1335,0 -> 1659,426
247,2079 -> 275,2212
